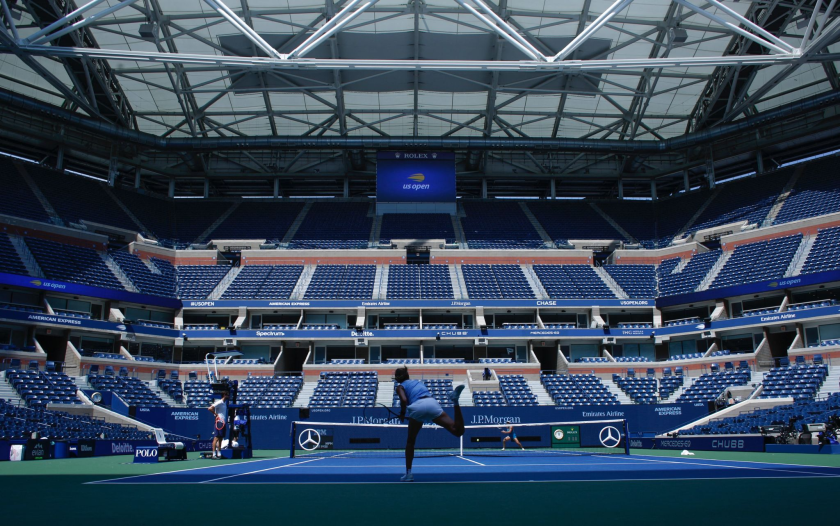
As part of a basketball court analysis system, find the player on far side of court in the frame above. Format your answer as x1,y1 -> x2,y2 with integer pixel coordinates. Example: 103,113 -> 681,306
501,424 -> 525,451
208,391 -> 228,459
395,366 -> 465,482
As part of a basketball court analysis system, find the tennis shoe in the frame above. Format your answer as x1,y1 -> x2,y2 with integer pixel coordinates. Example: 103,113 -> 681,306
400,473 -> 414,482
448,384 -> 465,404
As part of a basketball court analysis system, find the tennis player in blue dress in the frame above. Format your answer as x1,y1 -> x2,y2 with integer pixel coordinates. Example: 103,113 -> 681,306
501,424 -> 525,450
395,366 -> 465,482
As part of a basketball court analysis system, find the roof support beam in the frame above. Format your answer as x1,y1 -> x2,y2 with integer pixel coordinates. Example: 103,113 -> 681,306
454,0 -> 545,61
202,0 -> 283,59
551,0 -> 634,62
28,0 -> 140,46
287,0 -> 378,59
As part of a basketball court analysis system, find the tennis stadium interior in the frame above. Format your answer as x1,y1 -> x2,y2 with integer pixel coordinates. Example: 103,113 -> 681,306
2,0 -> 840,469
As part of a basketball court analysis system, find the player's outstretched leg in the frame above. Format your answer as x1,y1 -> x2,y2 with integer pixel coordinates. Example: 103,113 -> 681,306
514,437 -> 525,450
402,419 -> 422,482
433,384 -> 466,437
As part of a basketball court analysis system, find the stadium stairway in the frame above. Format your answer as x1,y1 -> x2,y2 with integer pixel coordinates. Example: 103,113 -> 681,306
291,265 -> 316,299
665,376 -> 696,402
527,380 -> 554,405
102,185 -> 149,233
101,253 -> 138,292
785,235 -> 816,277
294,381 -> 317,408
697,251 -> 733,291
519,202 -> 554,246
589,202 -> 637,243
8,234 -> 42,277
603,381 -> 633,404
0,370 -> 26,405
15,162 -> 62,226
376,381 -> 394,407
451,264 -> 468,299
370,214 -> 383,245
522,266 -> 550,299
764,165 -> 804,226
816,365 -> 840,398
209,266 -> 241,299
374,265 -> 388,300
280,201 -> 313,244
150,382 -> 186,408
675,187 -> 721,239
450,214 -> 467,248
197,201 -> 240,243
593,267 -> 629,299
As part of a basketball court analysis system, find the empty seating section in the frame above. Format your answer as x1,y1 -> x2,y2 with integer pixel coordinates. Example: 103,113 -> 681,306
580,357 -> 609,363
687,169 -> 793,234
603,265 -> 656,298
87,374 -> 167,407
658,375 -> 684,400
676,370 -> 751,403
759,363 -> 827,401
205,201 -> 304,241
110,250 -> 176,297
0,232 -> 27,275
26,238 -> 123,290
540,373 -> 618,405
238,376 -> 303,408
683,394 -> 840,435
27,166 -> 137,230
386,265 -> 453,299
0,158 -> 49,222
498,375 -> 538,406
657,251 -> 721,296
614,356 -> 650,362
290,202 -> 371,249
6,369 -> 79,408
461,201 -> 544,249
110,188 -> 173,239
710,234 -> 802,289
184,380 -> 214,408
664,317 -> 701,327
801,225 -> 840,274
170,200 -> 231,244
176,265 -> 231,299
393,378 -> 455,407
0,400 -> 151,440
425,358 -> 465,364
462,264 -> 534,299
598,200 -> 659,248
310,371 -> 377,407
379,214 -> 455,244
613,376 -> 657,404
473,390 -> 506,406
534,265 -> 615,299
774,158 -> 840,225
528,201 -> 626,244
384,359 -> 420,364
221,265 -> 303,299
157,378 -> 183,403
151,257 -> 177,285
304,265 -> 375,299
479,358 -> 512,363
330,359 -> 364,365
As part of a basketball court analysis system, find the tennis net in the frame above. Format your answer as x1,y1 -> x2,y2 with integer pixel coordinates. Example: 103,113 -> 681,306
290,419 -> 629,458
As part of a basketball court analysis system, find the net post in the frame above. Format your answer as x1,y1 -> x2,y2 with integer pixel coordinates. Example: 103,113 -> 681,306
623,419 -> 630,455
290,421 -> 296,459
460,434 -> 464,456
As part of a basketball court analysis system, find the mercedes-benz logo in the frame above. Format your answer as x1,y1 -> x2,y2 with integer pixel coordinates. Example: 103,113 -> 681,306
553,429 -> 565,440
599,426 -> 621,448
298,428 -> 321,451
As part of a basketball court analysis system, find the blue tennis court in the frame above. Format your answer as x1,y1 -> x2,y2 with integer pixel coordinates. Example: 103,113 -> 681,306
90,453 -> 840,485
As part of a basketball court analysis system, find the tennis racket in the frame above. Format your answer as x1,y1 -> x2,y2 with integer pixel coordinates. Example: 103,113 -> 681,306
363,403 -> 403,424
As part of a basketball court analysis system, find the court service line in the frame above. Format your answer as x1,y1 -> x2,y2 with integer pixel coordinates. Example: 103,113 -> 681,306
86,456 -> 288,484
610,454 -> 840,478
199,457 -> 328,483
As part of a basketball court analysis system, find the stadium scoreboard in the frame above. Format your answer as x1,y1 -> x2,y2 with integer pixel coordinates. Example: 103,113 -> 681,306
376,151 -> 456,214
